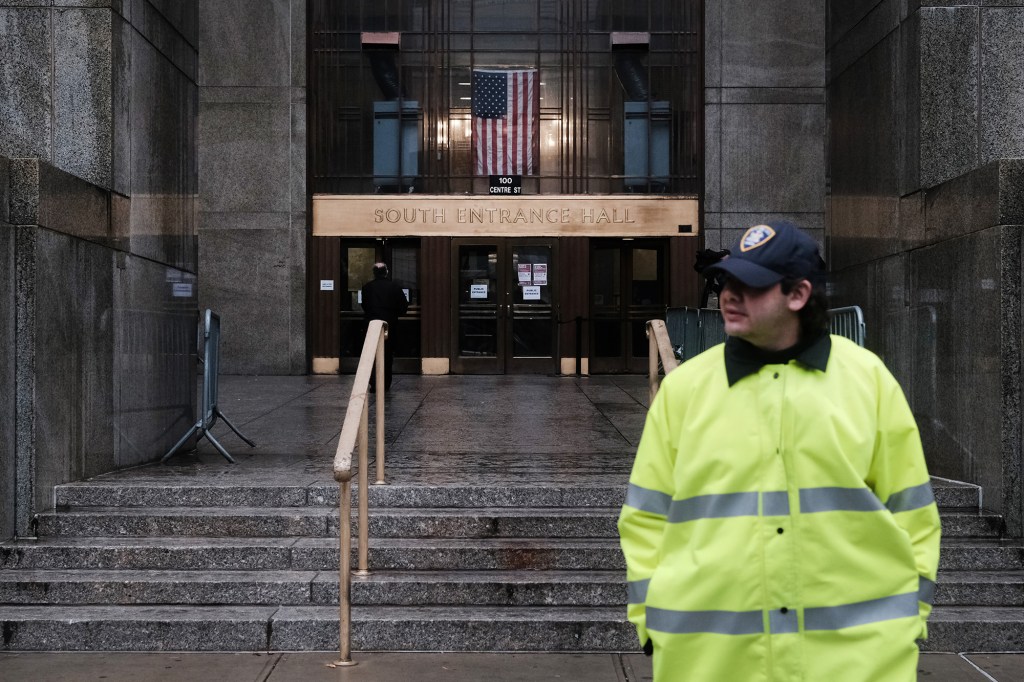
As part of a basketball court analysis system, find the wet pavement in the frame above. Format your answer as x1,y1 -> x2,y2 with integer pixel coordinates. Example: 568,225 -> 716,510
1,651 -> 1022,681
130,374 -> 650,487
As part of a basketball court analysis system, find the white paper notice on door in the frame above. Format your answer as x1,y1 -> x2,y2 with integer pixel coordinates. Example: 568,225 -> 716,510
522,285 -> 541,301
470,283 -> 489,299
533,263 -> 548,285
518,263 -> 532,283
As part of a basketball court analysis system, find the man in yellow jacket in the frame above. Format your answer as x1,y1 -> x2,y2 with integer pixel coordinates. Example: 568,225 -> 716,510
619,221 -> 941,681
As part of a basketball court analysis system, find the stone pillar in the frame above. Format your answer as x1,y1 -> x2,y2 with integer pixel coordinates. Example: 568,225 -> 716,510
198,0 -> 307,374
704,0 -> 826,252
828,2 -> 1024,534
0,2 -> 199,538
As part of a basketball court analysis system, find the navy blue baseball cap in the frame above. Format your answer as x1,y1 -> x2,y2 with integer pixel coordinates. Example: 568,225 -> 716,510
703,220 -> 824,288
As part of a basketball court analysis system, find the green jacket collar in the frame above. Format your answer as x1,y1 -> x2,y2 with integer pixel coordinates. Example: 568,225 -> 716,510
724,332 -> 831,387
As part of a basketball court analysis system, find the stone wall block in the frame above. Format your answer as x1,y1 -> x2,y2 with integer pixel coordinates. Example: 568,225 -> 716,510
129,33 -> 198,268
910,227 -> 1003,502
828,0 -> 886,50
198,223 -> 292,374
704,103 -> 722,213
0,158 -> 15,541
112,254 -> 197,468
289,215 -> 306,374
924,161 -> 999,244
919,7 -> 979,189
111,11 -> 131,196
290,0 -> 304,88
144,0 -> 198,48
199,98 -> 290,213
36,161 -> 112,243
199,0 -> 290,87
1000,223 -> 1023,536
290,98 -> 306,214
982,9 -> 1024,165
53,7 -> 114,189
0,8 -> 52,160
14,223 -> 37,538
722,0 -> 825,87
9,158 -> 40,225
704,0 -> 722,87
898,9 -> 921,195
721,103 -> 825,213
999,159 -> 1024,226
828,30 -> 901,271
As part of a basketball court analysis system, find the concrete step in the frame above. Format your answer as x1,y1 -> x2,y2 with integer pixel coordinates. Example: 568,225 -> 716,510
54,483 -> 630,510
0,605 -> 636,652
54,477 -> 980,510
936,571 -> 1024,606
34,507 -> 622,539
0,537 -> 626,571
926,606 -> 1024,651
938,510 -> 1002,538
0,569 -> 319,606
0,569 -> 627,607
8,565 -> 1024,609
931,477 -> 982,510
3,537 -> 1013,572
3,603 -> 1022,653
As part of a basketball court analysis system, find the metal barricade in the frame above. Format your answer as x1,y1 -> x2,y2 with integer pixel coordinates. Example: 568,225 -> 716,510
828,305 -> 866,347
699,309 -> 727,350
663,304 -> 868,362
665,307 -> 701,361
161,310 -> 256,463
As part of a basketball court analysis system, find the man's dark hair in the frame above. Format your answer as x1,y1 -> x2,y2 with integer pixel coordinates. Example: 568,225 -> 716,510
781,276 -> 829,339
373,263 -> 389,279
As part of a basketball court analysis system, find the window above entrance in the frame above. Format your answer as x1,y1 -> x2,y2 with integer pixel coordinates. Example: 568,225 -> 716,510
309,0 -> 703,197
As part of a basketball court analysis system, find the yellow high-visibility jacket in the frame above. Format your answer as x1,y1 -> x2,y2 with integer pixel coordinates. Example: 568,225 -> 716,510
619,335 -> 941,682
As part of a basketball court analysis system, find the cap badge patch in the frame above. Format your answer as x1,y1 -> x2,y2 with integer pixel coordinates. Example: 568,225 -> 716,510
740,225 -> 776,252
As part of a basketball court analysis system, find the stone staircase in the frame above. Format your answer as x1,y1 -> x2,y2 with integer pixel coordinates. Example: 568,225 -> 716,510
1,476 -> 1023,651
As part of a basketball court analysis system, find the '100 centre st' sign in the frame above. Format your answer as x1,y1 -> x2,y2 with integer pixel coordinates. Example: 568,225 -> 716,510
313,195 -> 699,238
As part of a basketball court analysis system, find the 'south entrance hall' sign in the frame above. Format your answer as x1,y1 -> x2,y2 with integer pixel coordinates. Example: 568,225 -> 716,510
313,195 -> 699,237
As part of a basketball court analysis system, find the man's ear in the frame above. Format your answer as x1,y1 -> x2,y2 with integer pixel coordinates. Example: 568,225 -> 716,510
786,279 -> 813,312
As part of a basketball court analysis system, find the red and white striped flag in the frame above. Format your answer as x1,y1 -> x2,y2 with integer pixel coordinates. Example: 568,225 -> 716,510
472,69 -> 538,176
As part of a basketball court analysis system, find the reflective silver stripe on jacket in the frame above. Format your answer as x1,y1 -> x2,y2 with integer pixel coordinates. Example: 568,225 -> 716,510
645,592 -> 920,636
799,487 -> 884,514
626,483 -> 671,517
669,492 -> 759,522
918,576 -> 936,605
628,579 -> 650,604
804,592 -> 919,631
647,606 -> 764,635
633,484 -> 936,524
886,482 -> 936,514
762,491 -> 790,516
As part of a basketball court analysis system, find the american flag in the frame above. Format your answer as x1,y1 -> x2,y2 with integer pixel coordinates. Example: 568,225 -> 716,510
472,69 -> 538,176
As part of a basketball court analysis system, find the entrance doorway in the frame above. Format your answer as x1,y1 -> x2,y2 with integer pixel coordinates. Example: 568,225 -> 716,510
451,238 -> 558,374
338,239 -> 421,374
589,239 -> 667,373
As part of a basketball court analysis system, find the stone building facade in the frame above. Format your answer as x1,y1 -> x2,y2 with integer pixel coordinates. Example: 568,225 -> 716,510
3,1 -> 1024,541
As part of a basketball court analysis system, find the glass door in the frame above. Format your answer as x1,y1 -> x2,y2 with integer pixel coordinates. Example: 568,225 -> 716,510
339,239 -> 420,373
590,239 -> 666,373
452,241 -> 504,374
451,238 -> 557,374
507,241 -> 556,373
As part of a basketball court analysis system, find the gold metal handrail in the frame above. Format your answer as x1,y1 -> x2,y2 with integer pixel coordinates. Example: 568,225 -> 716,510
646,319 -> 679,403
331,319 -> 388,667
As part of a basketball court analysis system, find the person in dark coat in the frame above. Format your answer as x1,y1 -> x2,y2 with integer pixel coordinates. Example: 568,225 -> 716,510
361,262 -> 409,391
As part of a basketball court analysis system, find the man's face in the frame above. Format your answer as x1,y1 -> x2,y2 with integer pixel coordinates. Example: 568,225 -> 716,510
719,278 -> 807,350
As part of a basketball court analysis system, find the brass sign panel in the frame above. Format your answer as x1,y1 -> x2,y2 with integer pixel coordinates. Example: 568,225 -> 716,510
313,195 -> 699,237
